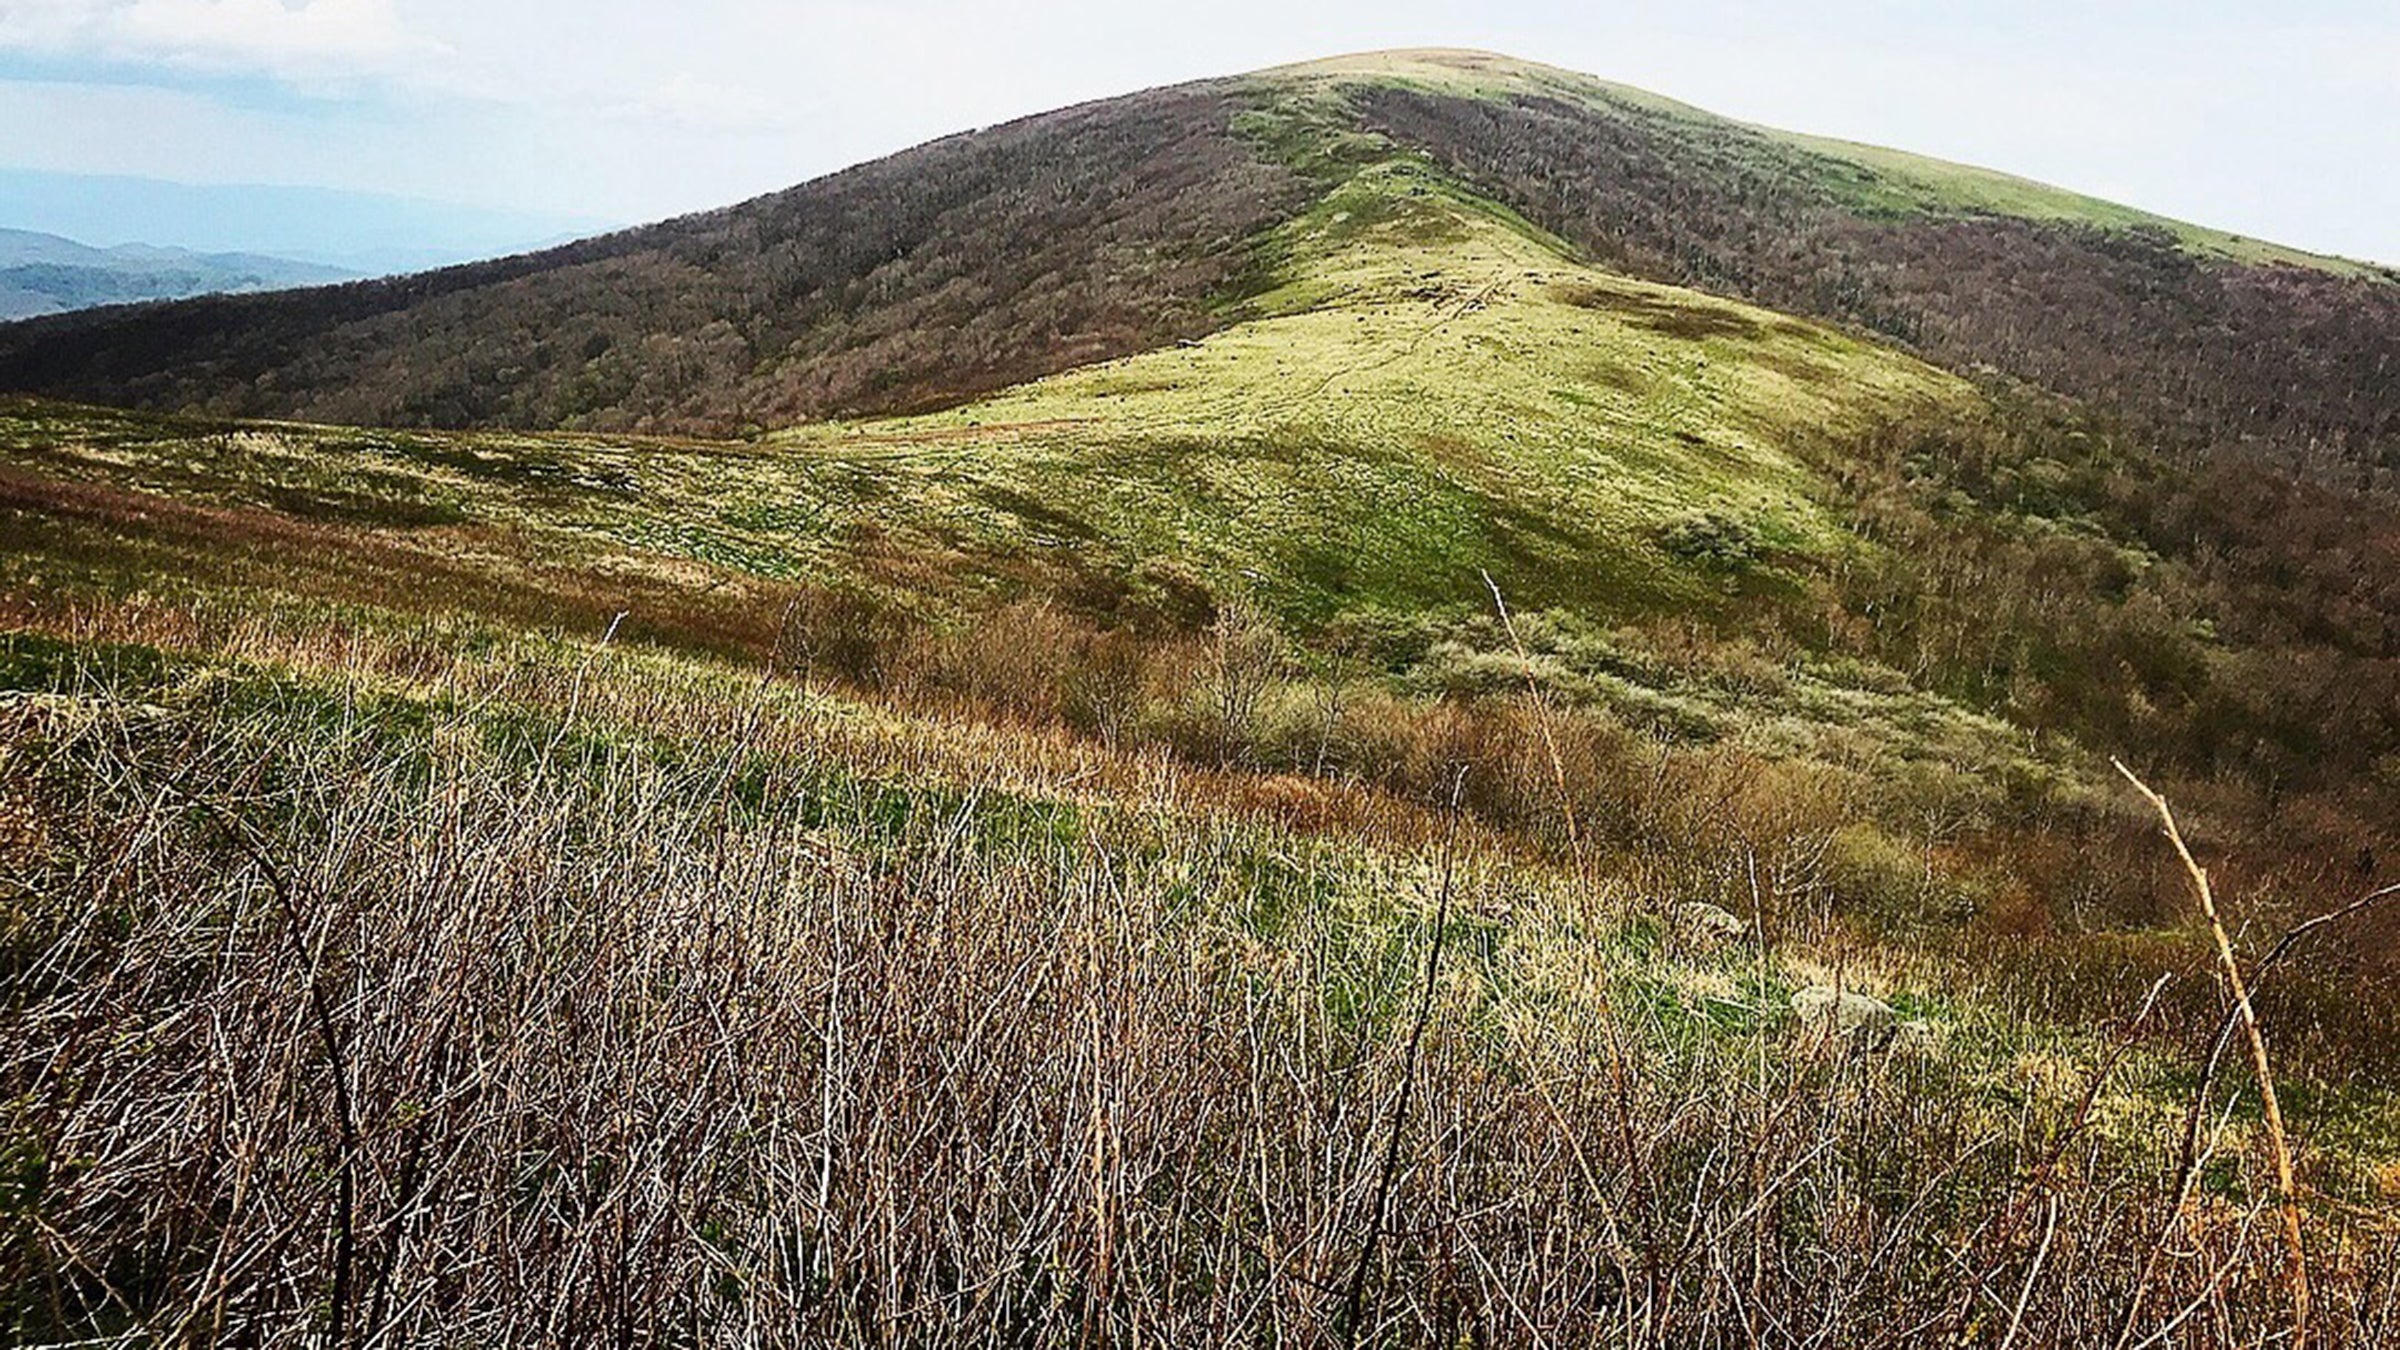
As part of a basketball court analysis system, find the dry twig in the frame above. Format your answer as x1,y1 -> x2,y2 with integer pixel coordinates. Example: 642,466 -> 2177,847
2114,759 -> 2310,1350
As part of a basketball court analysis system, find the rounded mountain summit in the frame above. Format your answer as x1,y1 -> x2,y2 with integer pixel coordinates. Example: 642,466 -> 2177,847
0,48 -> 2390,478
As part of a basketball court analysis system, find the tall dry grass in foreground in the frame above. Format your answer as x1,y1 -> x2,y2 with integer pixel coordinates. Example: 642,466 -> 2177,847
1,658 -> 2394,1349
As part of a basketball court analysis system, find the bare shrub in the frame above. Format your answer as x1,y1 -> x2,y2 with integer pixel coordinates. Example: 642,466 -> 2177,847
777,583 -> 909,691
921,598 -> 1084,724
1138,597 -> 1289,768
1061,627 -> 1148,751
1,636 -> 2396,1345
1197,595 -> 1285,767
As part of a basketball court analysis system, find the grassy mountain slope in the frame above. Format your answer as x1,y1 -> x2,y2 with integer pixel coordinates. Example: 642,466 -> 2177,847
1282,50 -> 2371,274
0,50 -> 2392,473
9,380 -> 2400,1339
763,153 -> 1967,622
0,130 -> 1968,629
0,131 -> 2105,879
3,52 -> 2396,847
1308,52 -> 2400,471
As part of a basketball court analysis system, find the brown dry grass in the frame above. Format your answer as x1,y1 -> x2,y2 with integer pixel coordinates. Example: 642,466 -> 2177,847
1,593 -> 2396,1345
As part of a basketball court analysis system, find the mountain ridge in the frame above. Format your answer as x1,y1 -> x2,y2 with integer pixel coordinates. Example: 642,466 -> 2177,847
0,227 -> 359,321
7,48 -> 2400,1343
0,49 -> 2391,473
1276,49 -> 2386,275
0,168 -> 615,276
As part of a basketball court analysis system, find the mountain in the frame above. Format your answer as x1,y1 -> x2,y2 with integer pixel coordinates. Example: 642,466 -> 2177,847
3,50 -> 2396,821
0,169 -> 614,277
2,48 -> 2397,815
0,83 -> 1307,430
5,50 -> 2400,1341
0,228 -> 360,321
0,49 -> 2392,471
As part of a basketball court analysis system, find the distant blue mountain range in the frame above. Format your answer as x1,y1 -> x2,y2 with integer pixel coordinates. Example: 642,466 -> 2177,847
0,169 -> 613,279
0,227 -> 366,320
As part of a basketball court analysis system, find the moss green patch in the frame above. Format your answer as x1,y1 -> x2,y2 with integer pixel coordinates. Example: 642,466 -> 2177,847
768,143 -> 1971,629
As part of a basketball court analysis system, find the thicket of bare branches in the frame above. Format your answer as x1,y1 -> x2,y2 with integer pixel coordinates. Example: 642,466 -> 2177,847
5,662 -> 2395,1346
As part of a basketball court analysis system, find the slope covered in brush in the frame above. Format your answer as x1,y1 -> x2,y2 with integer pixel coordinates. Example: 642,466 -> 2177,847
0,83 -> 1307,432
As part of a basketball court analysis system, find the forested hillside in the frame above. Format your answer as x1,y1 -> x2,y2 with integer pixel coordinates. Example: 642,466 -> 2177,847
0,86 -> 1305,431
1345,67 -> 2400,473
1,50 -> 2392,470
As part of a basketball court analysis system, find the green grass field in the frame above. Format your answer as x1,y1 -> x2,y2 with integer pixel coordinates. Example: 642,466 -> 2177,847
768,147 -> 1968,622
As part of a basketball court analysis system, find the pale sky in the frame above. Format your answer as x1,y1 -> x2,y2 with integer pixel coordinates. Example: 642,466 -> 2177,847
2,0 -> 2395,263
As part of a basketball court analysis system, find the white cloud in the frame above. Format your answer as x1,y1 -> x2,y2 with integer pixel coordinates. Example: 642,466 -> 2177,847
0,0 -> 108,49
0,0 -> 438,82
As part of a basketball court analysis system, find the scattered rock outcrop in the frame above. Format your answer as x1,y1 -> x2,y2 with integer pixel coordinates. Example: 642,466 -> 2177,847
1791,985 -> 1899,1040
1673,901 -> 1748,949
